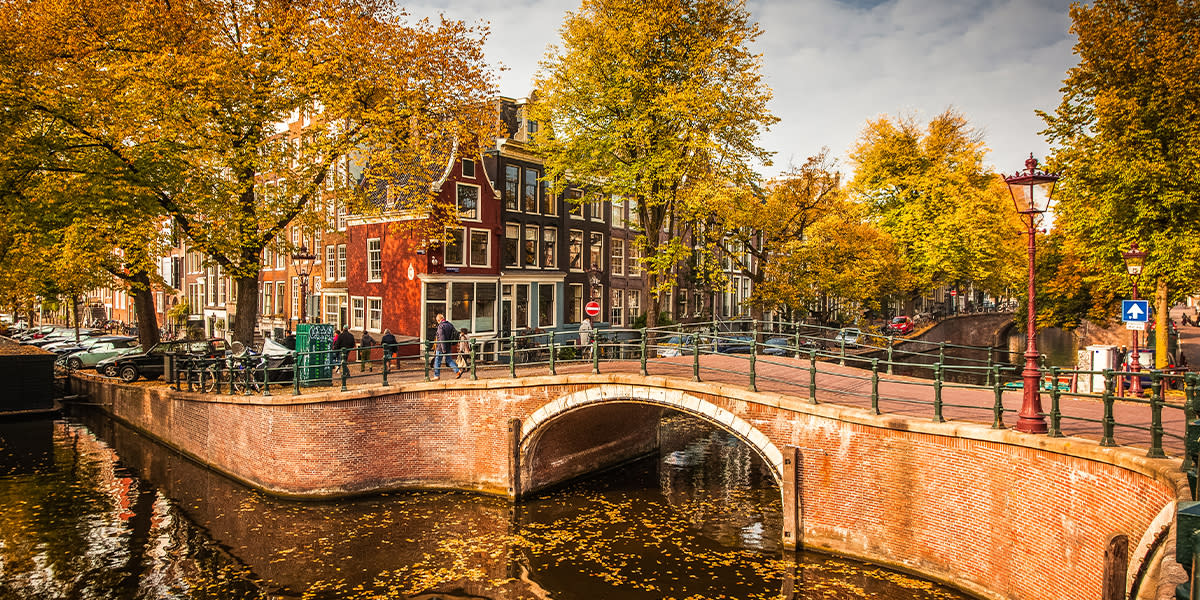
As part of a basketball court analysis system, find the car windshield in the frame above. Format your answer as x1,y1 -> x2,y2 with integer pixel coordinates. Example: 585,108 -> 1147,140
892,317 -> 906,323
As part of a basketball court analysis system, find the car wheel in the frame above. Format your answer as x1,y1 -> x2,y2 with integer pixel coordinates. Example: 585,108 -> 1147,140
119,365 -> 139,383
102,363 -> 119,377
67,356 -> 83,371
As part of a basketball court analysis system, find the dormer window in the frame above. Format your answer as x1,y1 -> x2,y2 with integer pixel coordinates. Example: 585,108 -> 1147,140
527,120 -> 538,136
462,159 -> 475,178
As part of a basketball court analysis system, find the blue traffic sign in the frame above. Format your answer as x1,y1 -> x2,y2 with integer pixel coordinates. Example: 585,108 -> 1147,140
1122,300 -> 1149,322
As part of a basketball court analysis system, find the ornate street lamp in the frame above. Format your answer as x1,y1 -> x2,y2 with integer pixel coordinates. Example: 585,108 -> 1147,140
587,265 -> 602,300
291,245 -> 316,324
1003,153 -> 1059,434
1122,242 -> 1147,395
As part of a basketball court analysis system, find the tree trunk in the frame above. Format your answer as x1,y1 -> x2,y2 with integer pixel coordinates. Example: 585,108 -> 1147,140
645,271 -> 660,331
71,295 -> 81,342
232,275 -> 260,346
1155,277 -> 1168,368
128,271 -> 161,350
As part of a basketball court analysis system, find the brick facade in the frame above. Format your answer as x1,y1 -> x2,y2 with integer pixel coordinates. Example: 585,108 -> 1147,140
71,373 -> 1187,600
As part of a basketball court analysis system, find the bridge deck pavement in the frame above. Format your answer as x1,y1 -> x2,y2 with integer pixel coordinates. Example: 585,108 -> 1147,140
300,352 -> 1186,456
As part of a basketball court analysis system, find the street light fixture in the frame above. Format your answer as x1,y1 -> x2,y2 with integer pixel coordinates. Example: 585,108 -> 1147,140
291,244 -> 316,324
1122,242 -> 1147,395
587,265 -> 602,300
1003,153 -> 1059,434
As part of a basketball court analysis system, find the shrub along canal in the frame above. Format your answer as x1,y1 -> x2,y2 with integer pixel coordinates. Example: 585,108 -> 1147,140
0,409 -> 973,599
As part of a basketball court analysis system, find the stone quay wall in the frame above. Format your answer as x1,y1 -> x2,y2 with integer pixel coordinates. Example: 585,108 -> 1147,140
71,372 -> 1188,600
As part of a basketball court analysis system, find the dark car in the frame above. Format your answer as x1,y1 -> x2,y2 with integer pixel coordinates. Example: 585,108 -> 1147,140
112,338 -> 230,382
715,334 -> 754,354
763,337 -> 790,356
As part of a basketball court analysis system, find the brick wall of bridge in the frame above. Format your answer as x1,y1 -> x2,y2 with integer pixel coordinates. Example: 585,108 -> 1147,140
71,373 -> 1187,600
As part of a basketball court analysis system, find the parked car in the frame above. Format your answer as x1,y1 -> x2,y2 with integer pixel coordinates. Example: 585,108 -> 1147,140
110,338 -> 231,382
59,337 -> 140,370
763,337 -> 791,356
833,328 -> 862,347
886,316 -> 914,336
657,334 -> 697,357
715,334 -> 754,354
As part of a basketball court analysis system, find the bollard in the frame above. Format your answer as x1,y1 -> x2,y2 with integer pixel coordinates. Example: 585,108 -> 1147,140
938,341 -> 946,366
470,339 -> 478,381
871,359 -> 880,414
886,336 -> 894,375
640,328 -> 648,376
424,343 -> 431,382
293,354 -> 301,395
592,335 -> 600,375
509,334 -> 517,378
262,355 -> 271,396
794,331 -> 802,360
808,348 -> 818,404
1048,366 -> 1063,437
992,365 -> 1005,429
692,334 -> 701,382
1101,370 -> 1117,447
381,347 -> 390,387
933,363 -> 945,423
839,337 -> 846,367
987,348 -> 995,387
1149,371 -> 1166,459
549,338 -> 556,376
749,338 -> 757,392
340,349 -> 348,392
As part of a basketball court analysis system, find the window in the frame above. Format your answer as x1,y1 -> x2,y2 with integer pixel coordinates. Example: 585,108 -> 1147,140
542,227 -> 557,269
292,277 -> 299,319
351,297 -> 365,329
276,284 -> 285,318
457,183 -> 479,220
428,282 -> 497,334
336,201 -> 347,231
540,180 -> 555,215
568,189 -> 583,219
337,245 -> 347,280
425,283 -> 447,334
475,283 -> 496,332
538,283 -> 555,328
445,227 -> 466,266
611,289 -> 624,327
504,224 -> 519,267
470,230 -> 490,267
324,294 -> 340,327
505,166 -> 519,211
628,244 -> 642,277
628,198 -> 640,228
627,290 -> 640,323
367,238 -> 382,281
461,159 -> 475,178
612,239 -> 625,276
524,225 -> 539,268
523,168 -> 538,213
591,196 -> 604,222
325,245 -> 336,280
262,282 -> 272,316
588,232 -> 604,271
569,230 -> 583,270
567,284 -> 583,324
367,297 -> 382,332
527,119 -> 538,136
612,195 -> 625,229
515,284 -> 529,329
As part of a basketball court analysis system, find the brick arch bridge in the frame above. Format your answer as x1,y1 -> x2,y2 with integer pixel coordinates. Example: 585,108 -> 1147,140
73,372 -> 1186,600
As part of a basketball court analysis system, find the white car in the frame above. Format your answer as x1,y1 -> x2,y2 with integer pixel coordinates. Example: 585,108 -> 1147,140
833,328 -> 861,347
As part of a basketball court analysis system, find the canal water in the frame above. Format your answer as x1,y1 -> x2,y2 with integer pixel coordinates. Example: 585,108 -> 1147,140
0,410 -> 972,600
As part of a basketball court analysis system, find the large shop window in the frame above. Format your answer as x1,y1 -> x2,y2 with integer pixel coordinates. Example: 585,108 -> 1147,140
425,283 -> 447,332
425,281 -> 497,334
538,283 -> 555,328
515,284 -> 529,329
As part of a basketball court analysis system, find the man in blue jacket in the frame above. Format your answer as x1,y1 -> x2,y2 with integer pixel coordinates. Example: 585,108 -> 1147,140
432,313 -> 460,379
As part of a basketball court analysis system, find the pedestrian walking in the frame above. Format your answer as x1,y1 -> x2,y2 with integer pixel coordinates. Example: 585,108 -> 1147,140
578,316 -> 593,359
360,330 -> 375,372
454,328 -> 471,377
381,329 -> 398,368
333,326 -> 356,372
432,314 -> 460,379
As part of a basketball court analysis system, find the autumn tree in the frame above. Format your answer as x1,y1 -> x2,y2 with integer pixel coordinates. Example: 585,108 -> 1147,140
0,0 -> 497,344
530,0 -> 777,329
849,110 -> 1024,308
699,151 -> 841,323
1041,0 -> 1200,366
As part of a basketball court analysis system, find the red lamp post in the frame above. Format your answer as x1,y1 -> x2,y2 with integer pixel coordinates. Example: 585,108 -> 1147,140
291,245 -> 316,324
1003,154 -> 1059,434
1122,242 -> 1147,395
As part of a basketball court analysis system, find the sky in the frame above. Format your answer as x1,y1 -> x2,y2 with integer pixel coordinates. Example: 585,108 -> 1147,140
403,0 -> 1079,179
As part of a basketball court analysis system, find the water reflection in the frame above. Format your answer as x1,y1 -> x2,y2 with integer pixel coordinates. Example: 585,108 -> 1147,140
0,410 -> 972,599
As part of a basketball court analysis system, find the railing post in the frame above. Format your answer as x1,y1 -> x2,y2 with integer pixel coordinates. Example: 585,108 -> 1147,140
261,355 -> 271,396
381,346 -> 390,386
470,339 -> 478,381
548,337 -> 556,376
692,333 -> 701,382
592,334 -> 600,374
886,336 -> 894,375
639,328 -> 648,376
808,348 -> 818,404
424,343 -> 432,382
938,341 -> 946,365
293,352 -> 301,395
749,338 -> 757,392
1185,373 -> 1199,474
933,362 -> 945,423
992,365 -> 1004,429
839,336 -> 846,366
509,334 -> 517,378
987,348 -> 995,387
1149,371 -> 1166,458
1101,369 -> 1117,447
1048,366 -> 1063,437
870,358 -> 880,414
794,330 -> 802,360
340,349 -> 348,392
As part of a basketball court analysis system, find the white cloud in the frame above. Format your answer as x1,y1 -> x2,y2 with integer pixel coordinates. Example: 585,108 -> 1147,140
402,0 -> 1078,177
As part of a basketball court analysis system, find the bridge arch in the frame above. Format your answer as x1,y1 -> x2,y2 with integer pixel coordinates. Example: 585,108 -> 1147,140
517,384 -> 785,497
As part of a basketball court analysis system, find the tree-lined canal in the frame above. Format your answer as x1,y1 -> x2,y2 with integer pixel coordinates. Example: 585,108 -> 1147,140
0,410 -> 972,599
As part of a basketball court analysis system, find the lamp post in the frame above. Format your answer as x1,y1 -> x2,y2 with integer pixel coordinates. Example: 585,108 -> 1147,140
1003,154 -> 1059,434
1122,242 -> 1147,395
291,245 -> 316,324
587,265 -> 602,301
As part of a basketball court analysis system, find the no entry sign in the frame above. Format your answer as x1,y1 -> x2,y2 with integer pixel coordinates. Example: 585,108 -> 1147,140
585,301 -> 601,318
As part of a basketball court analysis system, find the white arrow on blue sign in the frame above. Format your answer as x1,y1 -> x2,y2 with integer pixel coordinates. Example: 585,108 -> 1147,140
1122,299 -> 1149,322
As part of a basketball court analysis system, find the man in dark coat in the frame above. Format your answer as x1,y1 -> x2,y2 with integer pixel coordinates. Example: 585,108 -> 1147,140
360,330 -> 375,372
381,329 -> 398,368
432,313 -> 460,379
333,326 -> 356,370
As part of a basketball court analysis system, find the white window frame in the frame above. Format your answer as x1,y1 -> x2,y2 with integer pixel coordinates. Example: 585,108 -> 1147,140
444,227 -> 468,267
469,228 -> 491,268
569,229 -> 584,272
337,244 -> 347,281
325,245 -> 336,281
612,195 -> 625,229
367,297 -> 383,332
612,238 -> 625,276
351,296 -> 365,329
291,277 -> 299,319
456,182 -> 480,221
367,238 -> 382,281
611,288 -> 625,327
461,158 -> 475,179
